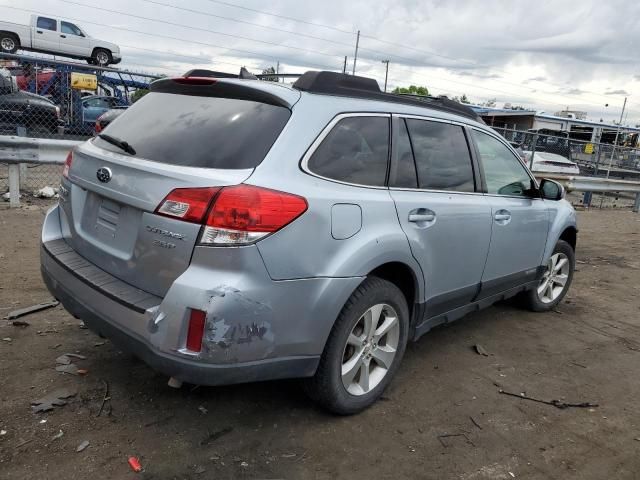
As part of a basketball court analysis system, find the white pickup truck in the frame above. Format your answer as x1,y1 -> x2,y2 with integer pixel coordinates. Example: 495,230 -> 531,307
0,14 -> 121,66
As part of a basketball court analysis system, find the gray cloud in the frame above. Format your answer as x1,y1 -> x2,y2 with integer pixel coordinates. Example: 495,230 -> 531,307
605,89 -> 629,95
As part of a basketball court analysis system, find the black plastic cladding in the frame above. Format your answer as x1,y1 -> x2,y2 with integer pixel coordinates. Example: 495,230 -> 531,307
292,71 -> 482,122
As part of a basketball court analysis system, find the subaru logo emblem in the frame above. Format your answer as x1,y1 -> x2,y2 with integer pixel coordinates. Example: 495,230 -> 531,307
96,167 -> 112,183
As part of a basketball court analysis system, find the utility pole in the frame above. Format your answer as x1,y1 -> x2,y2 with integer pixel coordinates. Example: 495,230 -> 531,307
599,96 -> 627,208
343,56 -> 347,74
352,30 -> 360,75
605,96 -> 627,179
381,60 -> 390,92
275,61 -> 279,82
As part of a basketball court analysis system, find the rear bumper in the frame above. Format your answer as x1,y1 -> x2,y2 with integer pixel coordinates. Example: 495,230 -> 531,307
41,204 -> 362,385
41,243 -> 319,385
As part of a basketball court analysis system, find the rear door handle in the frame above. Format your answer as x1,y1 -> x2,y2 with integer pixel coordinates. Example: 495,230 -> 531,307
494,209 -> 511,223
60,34 -> 66,38
408,209 -> 436,223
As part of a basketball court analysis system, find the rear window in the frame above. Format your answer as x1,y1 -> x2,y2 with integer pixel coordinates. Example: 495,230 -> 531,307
94,92 -> 291,169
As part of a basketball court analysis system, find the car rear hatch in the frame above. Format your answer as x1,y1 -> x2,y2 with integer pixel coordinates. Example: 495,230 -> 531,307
59,77 -> 298,298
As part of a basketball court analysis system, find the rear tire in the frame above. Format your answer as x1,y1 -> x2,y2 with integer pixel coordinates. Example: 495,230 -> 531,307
520,240 -> 575,312
92,49 -> 112,67
303,276 -> 410,415
0,33 -> 19,54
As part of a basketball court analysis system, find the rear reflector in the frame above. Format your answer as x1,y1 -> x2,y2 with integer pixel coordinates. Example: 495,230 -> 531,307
62,151 -> 73,179
156,187 -> 221,223
186,309 -> 206,352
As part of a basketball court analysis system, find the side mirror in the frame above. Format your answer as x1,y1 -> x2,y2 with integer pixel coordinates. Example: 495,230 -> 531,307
539,178 -> 565,201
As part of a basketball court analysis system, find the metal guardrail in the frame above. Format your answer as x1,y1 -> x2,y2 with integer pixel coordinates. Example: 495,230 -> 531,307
1,136 -> 640,212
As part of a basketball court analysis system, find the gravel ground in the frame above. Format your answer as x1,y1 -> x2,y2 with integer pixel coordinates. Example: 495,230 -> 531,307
0,203 -> 639,479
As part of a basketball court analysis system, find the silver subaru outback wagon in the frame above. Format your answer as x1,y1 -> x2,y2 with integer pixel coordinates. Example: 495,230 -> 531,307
41,71 -> 577,414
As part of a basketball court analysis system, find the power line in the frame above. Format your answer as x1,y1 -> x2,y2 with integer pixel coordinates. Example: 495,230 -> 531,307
202,0 -> 355,35
0,4 -> 341,71
55,0 -> 342,60
139,0 -> 357,50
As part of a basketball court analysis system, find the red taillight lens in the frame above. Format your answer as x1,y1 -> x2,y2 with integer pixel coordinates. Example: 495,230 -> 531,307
186,309 -> 206,352
154,185 -> 307,245
201,185 -> 308,245
155,187 -> 221,223
62,151 -> 73,179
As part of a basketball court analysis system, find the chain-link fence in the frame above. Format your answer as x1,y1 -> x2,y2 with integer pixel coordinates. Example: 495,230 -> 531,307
1,53 -> 158,200
493,126 -> 640,208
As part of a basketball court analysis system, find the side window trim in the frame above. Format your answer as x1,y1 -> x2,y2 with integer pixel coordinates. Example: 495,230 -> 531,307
300,112 -> 392,189
389,115 -> 418,188
470,126 -> 539,191
389,113 -> 482,194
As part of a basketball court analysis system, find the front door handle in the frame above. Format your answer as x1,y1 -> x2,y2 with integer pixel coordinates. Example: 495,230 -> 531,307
36,30 -> 43,34
60,34 -> 66,38
408,209 -> 436,223
494,209 -> 511,224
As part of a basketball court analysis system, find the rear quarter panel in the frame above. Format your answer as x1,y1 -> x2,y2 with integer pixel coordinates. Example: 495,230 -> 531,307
246,95 -> 425,301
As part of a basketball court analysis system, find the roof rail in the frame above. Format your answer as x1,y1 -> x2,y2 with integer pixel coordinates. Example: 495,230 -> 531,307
292,71 -> 481,121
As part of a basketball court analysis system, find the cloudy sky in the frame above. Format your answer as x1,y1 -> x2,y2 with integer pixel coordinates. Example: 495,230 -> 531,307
2,0 -> 639,124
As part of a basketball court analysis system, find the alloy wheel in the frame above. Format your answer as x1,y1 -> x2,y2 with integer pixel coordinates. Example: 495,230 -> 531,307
1,38 -> 15,52
537,252 -> 570,304
341,303 -> 400,396
96,51 -> 109,65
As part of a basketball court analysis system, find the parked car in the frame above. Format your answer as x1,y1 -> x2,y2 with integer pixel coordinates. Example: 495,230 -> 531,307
81,95 -> 126,125
0,14 -> 121,66
525,151 -> 580,175
94,106 -> 127,134
0,68 -> 61,135
41,71 -> 577,414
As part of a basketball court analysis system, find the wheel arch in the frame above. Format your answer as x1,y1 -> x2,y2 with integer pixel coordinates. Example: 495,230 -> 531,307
0,31 -> 20,45
559,226 -> 577,251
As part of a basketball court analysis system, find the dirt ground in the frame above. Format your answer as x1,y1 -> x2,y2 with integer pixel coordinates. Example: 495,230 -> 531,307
1,202 -> 639,480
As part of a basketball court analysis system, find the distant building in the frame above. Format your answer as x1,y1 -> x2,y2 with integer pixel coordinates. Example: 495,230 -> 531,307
470,105 -> 640,144
554,109 -> 588,120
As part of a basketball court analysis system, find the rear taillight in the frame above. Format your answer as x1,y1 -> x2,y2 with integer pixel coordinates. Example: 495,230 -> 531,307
154,185 -> 307,245
186,309 -> 206,352
156,187 -> 221,223
62,151 -> 73,179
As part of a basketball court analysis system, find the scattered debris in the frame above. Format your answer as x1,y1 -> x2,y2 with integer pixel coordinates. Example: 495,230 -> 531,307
35,186 -> 57,199
56,355 -> 72,365
240,461 -> 249,467
51,430 -> 64,441
2,192 -> 21,201
474,344 -> 489,356
39,419 -> 47,424
78,322 -> 87,329
408,446 -> 416,452
6,300 -> 59,320
193,465 -> 206,475
93,341 -> 106,347
281,453 -> 297,458
31,388 -> 77,413
198,405 -> 208,415
200,427 -> 233,446
11,320 -> 30,327
509,472 -> 515,478
0,430 -> 6,436
437,433 -> 475,448
15,438 -> 33,449
128,456 -> 143,472
97,379 -> 109,417
570,361 -> 587,369
2,337 -> 12,342
77,369 -> 89,375
56,364 -> 80,375
498,389 -> 598,409
469,416 -> 483,430
144,415 -> 174,428
76,440 -> 90,452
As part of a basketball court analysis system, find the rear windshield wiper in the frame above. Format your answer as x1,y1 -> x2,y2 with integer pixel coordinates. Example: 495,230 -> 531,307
97,133 -> 136,155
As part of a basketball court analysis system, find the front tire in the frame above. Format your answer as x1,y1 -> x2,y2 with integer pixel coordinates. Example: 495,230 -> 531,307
521,240 -> 575,312
0,34 -> 19,54
304,276 -> 410,415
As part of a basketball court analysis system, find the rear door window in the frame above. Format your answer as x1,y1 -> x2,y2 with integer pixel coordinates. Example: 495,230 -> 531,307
37,17 -> 57,31
93,92 -> 291,169
307,116 -> 389,186
405,119 -> 475,192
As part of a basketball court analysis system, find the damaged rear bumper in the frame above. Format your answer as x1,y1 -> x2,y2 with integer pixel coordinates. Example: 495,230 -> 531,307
40,205 -> 361,386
